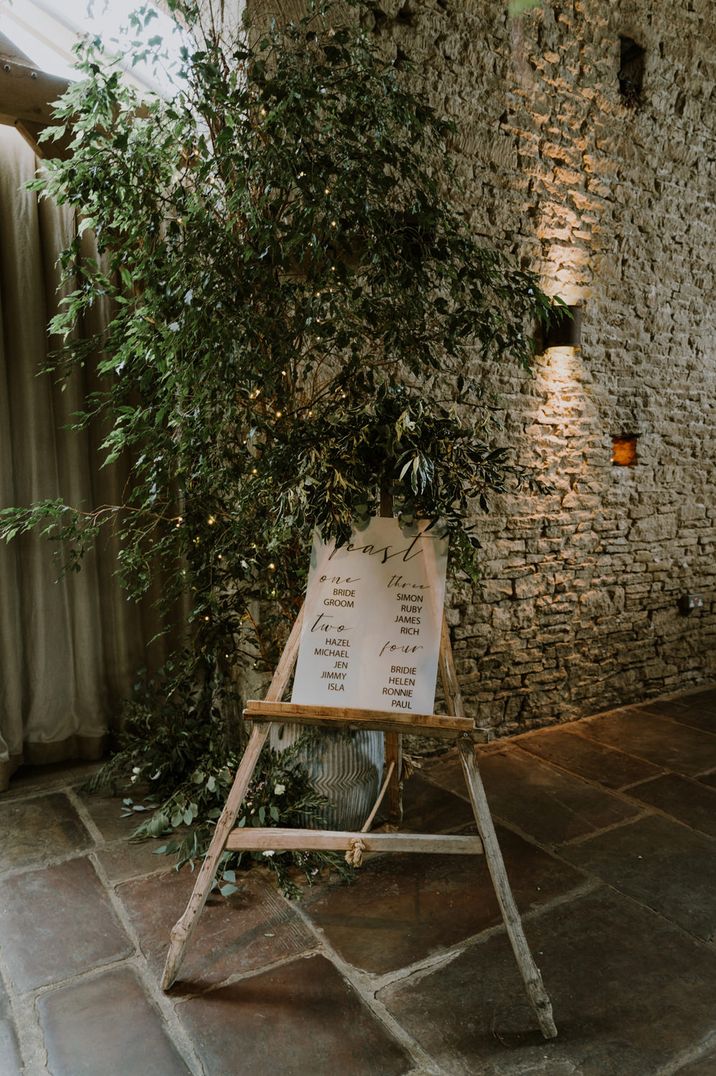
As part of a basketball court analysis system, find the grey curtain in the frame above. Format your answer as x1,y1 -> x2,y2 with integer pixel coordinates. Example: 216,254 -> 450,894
0,126 -> 169,791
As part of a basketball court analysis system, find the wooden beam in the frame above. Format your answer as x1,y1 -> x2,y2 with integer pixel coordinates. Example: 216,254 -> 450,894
226,827 -> 483,855
0,31 -> 34,67
0,52 -> 72,158
244,699 -> 479,739
0,55 -> 68,128
12,117 -> 71,160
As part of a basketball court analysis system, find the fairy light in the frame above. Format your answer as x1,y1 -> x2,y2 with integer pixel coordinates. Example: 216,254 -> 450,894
268,562 -> 276,571
207,515 -> 216,525
275,410 -> 282,418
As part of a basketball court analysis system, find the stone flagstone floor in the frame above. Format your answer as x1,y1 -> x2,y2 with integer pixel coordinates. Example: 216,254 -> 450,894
2,686 -> 716,1075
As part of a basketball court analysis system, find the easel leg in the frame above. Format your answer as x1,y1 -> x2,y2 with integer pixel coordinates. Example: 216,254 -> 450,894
458,736 -> 558,1040
384,732 -> 403,823
162,605 -> 306,991
161,725 -> 269,990
379,496 -> 403,824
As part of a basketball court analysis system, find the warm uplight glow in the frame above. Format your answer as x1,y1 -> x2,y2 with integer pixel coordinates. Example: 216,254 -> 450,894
531,344 -> 589,420
540,345 -> 578,380
612,436 -> 638,466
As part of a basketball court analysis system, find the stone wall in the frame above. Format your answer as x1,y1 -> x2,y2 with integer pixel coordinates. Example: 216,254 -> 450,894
363,0 -> 716,730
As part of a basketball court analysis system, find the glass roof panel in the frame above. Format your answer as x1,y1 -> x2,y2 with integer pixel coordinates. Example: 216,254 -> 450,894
0,0 -> 188,95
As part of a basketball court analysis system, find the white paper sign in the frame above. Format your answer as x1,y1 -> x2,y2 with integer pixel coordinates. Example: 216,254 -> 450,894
291,517 -> 448,714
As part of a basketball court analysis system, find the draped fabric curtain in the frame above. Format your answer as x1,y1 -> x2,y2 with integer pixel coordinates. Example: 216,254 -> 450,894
0,126 -> 170,791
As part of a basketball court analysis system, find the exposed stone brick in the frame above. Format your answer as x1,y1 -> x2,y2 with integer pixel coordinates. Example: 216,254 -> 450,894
252,0 -> 716,731
366,0 -> 716,731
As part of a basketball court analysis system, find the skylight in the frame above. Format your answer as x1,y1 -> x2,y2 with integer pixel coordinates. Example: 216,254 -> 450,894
0,0 -> 188,96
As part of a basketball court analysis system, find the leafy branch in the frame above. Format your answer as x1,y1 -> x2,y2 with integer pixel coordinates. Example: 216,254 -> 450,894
7,0 -> 555,888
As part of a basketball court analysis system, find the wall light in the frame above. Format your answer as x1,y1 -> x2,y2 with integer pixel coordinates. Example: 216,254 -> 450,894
542,304 -> 583,351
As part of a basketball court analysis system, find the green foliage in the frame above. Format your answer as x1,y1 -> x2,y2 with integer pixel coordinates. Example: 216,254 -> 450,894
2,0 -> 555,881
0,499 -> 100,572
85,664 -> 350,895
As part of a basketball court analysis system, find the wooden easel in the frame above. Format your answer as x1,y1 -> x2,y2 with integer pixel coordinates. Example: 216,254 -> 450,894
161,604 -> 557,1040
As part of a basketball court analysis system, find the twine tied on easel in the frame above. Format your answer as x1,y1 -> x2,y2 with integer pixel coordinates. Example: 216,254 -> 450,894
345,838 -> 367,867
344,759 -> 397,867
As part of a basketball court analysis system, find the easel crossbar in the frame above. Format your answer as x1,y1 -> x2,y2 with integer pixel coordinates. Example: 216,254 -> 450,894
225,828 -> 483,855
244,699 -> 480,739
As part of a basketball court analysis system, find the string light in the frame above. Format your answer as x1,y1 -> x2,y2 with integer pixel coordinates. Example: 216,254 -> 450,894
268,562 -> 276,571
208,515 -> 216,525
275,410 -> 282,418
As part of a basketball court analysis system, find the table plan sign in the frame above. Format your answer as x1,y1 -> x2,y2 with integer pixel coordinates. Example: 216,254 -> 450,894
291,517 -> 448,714
163,515 -> 558,1040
